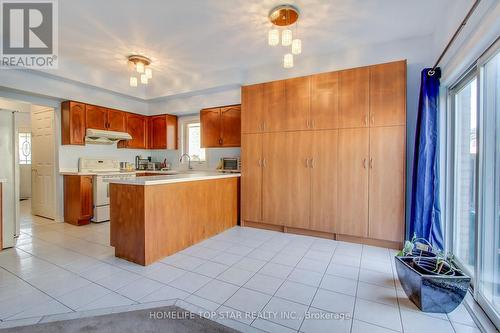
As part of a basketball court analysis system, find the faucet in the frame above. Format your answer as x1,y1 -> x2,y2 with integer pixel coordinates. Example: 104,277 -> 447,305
179,153 -> 192,170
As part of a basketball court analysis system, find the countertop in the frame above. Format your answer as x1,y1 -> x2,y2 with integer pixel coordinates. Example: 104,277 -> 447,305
104,171 -> 240,186
59,170 -> 174,176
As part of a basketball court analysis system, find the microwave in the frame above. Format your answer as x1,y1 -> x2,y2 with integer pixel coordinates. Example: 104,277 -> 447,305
221,157 -> 240,172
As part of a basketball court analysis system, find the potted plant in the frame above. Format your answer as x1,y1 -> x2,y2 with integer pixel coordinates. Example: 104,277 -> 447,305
395,235 -> 471,313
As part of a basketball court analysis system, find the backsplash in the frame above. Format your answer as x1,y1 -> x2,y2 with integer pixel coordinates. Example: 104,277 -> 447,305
150,147 -> 240,170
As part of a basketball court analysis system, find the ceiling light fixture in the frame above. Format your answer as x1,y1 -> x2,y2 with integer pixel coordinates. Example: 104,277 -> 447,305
267,5 -> 301,69
128,55 -> 152,87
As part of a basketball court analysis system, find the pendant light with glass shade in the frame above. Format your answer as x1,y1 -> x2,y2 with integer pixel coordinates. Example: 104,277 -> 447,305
128,55 -> 153,87
267,5 -> 301,68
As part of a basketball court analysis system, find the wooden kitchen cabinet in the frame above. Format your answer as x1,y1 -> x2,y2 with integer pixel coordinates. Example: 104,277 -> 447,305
107,109 -> 127,132
201,107 -> 223,147
284,76 -> 311,131
61,101 -> 86,145
339,67 -> 370,128
310,130 -> 339,233
338,128 -> 369,238
240,60 -> 406,248
86,106 -> 128,132
200,105 -> 241,148
263,80 -> 285,132
64,175 -> 93,226
149,114 -> 178,150
85,105 -> 108,130
311,71 -> 339,130
118,113 -> 148,149
241,84 -> 264,133
221,106 -> 241,147
368,126 -> 405,242
241,133 -> 263,223
370,60 -> 406,127
263,131 -> 311,228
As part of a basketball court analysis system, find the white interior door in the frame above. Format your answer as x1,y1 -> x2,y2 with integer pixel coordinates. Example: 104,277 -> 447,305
31,108 -> 56,219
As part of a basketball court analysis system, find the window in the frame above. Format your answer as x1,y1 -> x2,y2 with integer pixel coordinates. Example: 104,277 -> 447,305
18,132 -> 31,165
182,120 -> 205,161
451,75 -> 478,275
447,42 -> 500,328
477,48 -> 500,326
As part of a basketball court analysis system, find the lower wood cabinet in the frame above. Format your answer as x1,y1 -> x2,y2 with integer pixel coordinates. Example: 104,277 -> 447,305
241,127 -> 404,246
262,131 -> 311,228
241,134 -> 263,223
64,175 -> 93,226
338,128 -> 370,238
310,130 -> 339,233
368,126 -> 405,242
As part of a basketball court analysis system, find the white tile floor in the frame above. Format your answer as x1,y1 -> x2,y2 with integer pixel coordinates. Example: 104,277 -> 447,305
0,200 -> 482,332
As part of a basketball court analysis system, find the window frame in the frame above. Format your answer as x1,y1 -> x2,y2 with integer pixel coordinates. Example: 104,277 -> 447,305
180,115 -> 207,164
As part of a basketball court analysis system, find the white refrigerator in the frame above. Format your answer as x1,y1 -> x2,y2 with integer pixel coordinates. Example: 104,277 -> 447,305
0,110 -> 18,248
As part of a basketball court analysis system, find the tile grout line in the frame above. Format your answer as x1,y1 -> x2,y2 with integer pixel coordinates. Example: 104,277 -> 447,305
297,241 -> 338,333
348,243 -> 365,333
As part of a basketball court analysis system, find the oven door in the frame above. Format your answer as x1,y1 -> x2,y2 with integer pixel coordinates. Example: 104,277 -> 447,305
93,176 -> 110,206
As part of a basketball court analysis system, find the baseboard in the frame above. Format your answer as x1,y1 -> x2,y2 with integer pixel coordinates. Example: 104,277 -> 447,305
241,220 -> 401,249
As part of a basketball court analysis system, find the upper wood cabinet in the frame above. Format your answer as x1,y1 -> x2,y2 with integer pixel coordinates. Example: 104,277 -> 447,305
338,128 -> 369,238
149,114 -> 178,150
221,106 -> 241,147
118,113 -> 148,149
370,61 -> 406,127
241,84 -> 264,133
107,109 -> 127,132
62,101 -> 86,145
85,105 -> 108,130
311,72 -> 339,130
263,80 -> 285,132
86,105 -> 127,132
200,105 -> 241,148
368,126 -> 405,242
339,67 -> 370,128
284,76 -> 311,131
241,133 -> 263,223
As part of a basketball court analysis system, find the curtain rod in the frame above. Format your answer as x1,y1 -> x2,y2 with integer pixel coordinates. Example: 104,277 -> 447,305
428,0 -> 481,76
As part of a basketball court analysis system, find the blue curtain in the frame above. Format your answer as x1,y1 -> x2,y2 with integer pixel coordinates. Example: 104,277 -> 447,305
409,68 -> 444,250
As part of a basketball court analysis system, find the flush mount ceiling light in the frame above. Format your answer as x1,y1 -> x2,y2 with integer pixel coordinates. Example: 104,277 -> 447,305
128,55 -> 152,87
267,4 -> 301,69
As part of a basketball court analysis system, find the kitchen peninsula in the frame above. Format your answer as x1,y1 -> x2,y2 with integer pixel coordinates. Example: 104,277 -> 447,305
107,172 -> 240,265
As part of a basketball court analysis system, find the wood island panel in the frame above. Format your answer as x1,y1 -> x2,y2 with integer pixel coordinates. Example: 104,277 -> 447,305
110,177 -> 239,265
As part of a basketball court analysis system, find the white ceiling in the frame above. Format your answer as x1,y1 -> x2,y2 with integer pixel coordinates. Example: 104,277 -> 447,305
37,0 -> 471,100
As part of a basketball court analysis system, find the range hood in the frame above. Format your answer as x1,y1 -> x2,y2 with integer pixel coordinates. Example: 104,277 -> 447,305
85,128 -> 132,145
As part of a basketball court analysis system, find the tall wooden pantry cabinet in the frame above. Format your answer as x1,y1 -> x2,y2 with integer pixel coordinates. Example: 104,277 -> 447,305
240,60 -> 406,249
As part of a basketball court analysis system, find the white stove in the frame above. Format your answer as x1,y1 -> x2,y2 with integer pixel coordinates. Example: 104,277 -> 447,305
78,158 -> 136,222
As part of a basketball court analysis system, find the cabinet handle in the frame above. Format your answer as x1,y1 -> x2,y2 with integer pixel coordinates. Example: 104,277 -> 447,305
262,158 -> 267,167
219,138 -> 223,145
263,122 -> 267,131
306,120 -> 310,129
370,157 -> 373,169
363,158 -> 367,169
258,159 -> 262,167
364,115 -> 368,126
371,114 -> 375,125
305,158 -> 309,168
311,120 -> 315,129
310,158 -> 314,168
